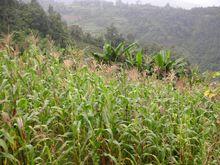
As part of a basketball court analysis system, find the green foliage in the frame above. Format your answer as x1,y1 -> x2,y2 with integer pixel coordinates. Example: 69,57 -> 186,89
0,0 -> 103,48
47,5 -> 70,47
0,38 -> 220,164
135,51 -> 143,70
152,50 -> 189,78
93,42 -> 137,63
93,42 -> 190,78
0,0 -> 71,47
153,50 -> 172,70
69,25 -> 104,48
125,48 -> 145,71
70,25 -> 84,41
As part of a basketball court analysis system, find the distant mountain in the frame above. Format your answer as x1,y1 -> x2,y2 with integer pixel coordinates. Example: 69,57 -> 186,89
52,0 -> 220,9
112,0 -> 199,9
52,1 -> 220,71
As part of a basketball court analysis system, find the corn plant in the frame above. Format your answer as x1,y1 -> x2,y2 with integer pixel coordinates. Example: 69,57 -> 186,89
0,37 -> 220,164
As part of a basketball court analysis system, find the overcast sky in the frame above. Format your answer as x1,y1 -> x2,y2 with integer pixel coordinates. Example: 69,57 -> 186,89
179,0 -> 220,6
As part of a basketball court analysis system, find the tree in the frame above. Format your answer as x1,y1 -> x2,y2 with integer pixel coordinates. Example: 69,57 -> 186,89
104,24 -> 125,47
70,25 -> 84,41
0,0 -> 17,6
47,5 -> 70,47
28,0 -> 49,36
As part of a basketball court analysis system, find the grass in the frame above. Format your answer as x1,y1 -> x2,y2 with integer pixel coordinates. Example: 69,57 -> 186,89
0,38 -> 220,164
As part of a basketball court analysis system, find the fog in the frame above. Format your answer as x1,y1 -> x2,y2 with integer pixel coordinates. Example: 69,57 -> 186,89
109,0 -> 220,9
56,0 -> 220,9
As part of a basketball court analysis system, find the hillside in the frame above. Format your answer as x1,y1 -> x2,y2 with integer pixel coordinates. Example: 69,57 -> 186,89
51,0 -> 220,71
0,0 -> 103,50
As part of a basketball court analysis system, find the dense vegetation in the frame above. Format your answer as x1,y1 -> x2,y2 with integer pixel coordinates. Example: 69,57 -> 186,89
0,34 -> 220,164
0,0 -> 220,164
92,42 -> 191,80
0,0 -> 103,48
50,0 -> 220,71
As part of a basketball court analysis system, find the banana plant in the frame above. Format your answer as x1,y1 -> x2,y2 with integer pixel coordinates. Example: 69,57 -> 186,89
135,51 -> 143,70
153,50 -> 188,78
125,50 -> 144,70
153,50 -> 173,71
172,57 -> 188,76
93,42 -> 137,63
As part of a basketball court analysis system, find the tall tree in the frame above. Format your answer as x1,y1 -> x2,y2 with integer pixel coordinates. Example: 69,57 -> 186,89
47,5 -> 70,47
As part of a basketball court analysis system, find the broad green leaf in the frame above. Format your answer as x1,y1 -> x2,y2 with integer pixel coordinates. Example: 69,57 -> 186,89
135,51 -> 143,68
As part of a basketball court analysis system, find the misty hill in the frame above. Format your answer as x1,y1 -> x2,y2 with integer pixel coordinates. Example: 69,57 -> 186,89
108,0 -> 199,9
51,0 -> 220,9
51,0 -> 220,71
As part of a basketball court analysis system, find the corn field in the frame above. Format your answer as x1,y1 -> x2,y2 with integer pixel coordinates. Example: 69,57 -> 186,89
0,41 -> 220,164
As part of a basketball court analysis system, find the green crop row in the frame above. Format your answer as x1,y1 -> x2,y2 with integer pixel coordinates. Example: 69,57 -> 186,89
0,40 -> 219,164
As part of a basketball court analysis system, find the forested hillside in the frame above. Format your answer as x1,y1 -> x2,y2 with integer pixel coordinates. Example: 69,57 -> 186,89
0,0 -> 103,49
50,0 -> 220,71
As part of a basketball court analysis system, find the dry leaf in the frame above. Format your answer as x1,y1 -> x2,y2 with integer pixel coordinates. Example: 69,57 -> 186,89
63,59 -> 74,69
1,112 -> 11,126
17,117 -> 24,130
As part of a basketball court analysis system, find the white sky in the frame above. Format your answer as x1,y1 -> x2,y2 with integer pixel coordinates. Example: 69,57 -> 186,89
181,0 -> 220,6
